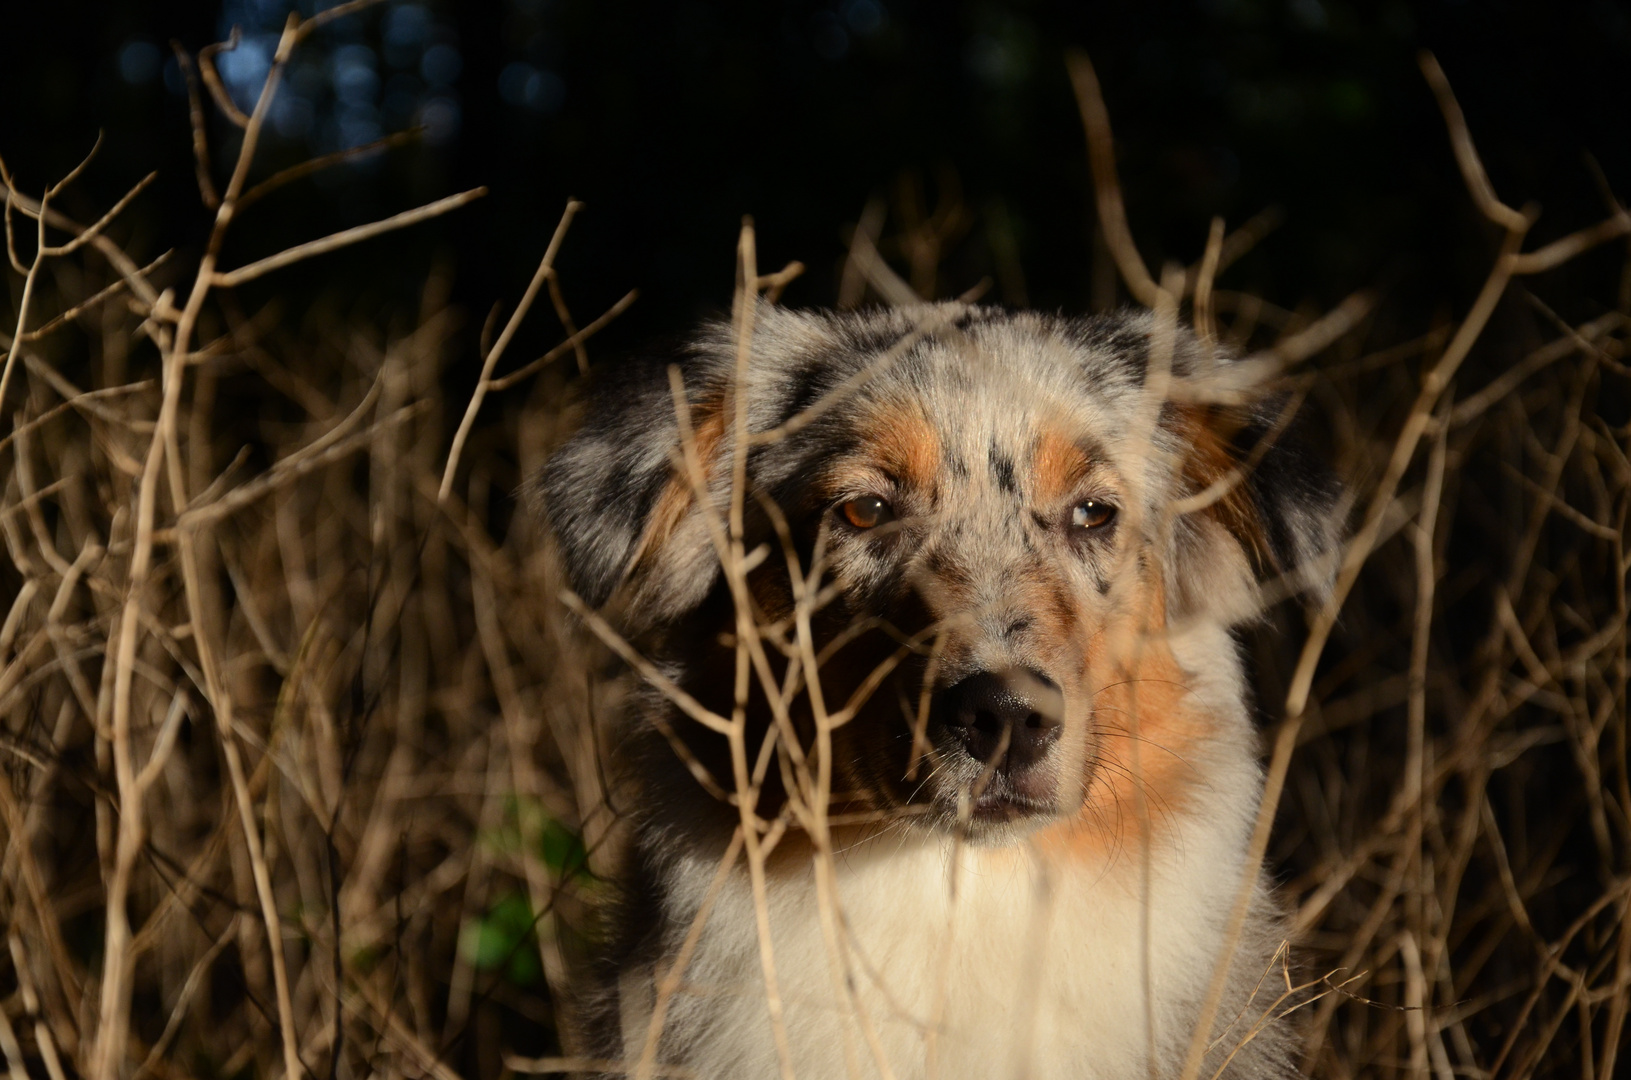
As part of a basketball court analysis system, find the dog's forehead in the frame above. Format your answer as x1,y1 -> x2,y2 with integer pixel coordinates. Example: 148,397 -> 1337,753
852,320 -> 1140,461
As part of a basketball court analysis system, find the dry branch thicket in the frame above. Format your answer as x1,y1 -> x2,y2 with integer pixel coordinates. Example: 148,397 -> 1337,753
0,9 -> 1628,1080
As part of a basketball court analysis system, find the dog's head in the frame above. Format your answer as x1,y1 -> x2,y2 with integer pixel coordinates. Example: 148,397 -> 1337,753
537,304 -> 1339,843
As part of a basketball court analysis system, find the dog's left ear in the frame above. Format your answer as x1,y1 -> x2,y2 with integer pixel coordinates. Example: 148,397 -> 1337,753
529,355 -> 729,628
1171,396 -> 1342,623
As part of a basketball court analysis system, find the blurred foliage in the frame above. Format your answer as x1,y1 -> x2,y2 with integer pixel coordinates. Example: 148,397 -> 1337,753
483,794 -> 592,881
464,797 -> 598,991
460,893 -> 545,987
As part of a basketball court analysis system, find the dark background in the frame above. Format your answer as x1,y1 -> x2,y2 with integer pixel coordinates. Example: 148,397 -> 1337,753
4,0 -> 1630,361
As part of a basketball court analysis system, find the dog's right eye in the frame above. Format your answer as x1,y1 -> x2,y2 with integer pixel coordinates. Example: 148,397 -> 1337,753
1070,500 -> 1117,531
840,495 -> 895,530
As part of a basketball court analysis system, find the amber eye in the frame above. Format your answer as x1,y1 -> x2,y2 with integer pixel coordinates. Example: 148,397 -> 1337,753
840,495 -> 895,530
1070,500 -> 1117,530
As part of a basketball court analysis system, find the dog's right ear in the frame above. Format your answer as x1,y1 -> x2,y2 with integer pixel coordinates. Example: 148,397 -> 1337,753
530,357 -> 728,623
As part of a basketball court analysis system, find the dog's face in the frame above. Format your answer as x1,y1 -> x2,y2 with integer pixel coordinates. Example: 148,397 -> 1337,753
539,304 -> 1337,844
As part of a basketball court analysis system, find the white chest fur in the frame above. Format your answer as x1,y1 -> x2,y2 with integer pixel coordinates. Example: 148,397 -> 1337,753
622,750 -> 1278,1080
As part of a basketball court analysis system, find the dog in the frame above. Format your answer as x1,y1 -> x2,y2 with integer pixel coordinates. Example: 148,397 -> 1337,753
534,302 -> 1339,1079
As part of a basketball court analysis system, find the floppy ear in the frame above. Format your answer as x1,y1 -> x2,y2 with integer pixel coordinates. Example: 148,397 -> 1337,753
530,355 -> 727,624
1234,394 -> 1343,601
1171,394 -> 1342,623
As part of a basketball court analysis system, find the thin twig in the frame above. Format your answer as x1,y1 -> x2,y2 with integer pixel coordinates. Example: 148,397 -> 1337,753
1065,50 -> 1162,308
488,288 -> 638,391
197,28 -> 250,128
440,198 -> 580,501
213,187 -> 487,288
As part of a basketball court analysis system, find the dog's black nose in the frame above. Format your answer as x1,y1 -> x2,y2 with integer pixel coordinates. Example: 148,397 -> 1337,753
938,669 -> 1063,772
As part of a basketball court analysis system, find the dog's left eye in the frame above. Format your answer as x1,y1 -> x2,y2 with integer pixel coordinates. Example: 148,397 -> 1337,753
1071,500 -> 1117,530
840,495 -> 895,530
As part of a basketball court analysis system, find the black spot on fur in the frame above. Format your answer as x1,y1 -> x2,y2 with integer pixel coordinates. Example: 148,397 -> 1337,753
1002,617 -> 1032,640
954,306 -> 1005,331
989,443 -> 1017,494
774,361 -> 829,429
1070,312 -> 1151,387
922,546 -> 974,593
594,453 -> 667,519
924,548 -> 957,577
839,319 -> 913,358
760,427 -> 860,500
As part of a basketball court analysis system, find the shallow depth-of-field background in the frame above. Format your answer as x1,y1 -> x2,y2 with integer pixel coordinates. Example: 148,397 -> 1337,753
2,2 -> 1629,1078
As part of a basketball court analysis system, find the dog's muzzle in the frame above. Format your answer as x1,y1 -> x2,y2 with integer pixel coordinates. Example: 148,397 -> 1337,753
933,668 -> 1065,820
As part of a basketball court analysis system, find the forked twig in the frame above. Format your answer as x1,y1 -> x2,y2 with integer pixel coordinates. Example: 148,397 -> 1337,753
441,199 -> 581,501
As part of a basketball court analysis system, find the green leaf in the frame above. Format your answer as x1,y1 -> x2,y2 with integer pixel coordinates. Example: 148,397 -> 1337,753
459,891 -> 543,986
538,816 -> 589,878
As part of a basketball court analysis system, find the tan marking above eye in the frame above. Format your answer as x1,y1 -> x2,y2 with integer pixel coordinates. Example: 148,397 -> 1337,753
841,495 -> 894,530
1034,427 -> 1094,502
1071,500 -> 1116,530
864,400 -> 940,491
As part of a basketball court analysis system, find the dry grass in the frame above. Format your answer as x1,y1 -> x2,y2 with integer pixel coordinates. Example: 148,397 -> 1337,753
1,11 -> 1628,1080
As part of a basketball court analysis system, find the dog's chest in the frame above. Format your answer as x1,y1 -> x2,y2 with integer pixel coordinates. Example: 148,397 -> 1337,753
627,821 -> 1252,1080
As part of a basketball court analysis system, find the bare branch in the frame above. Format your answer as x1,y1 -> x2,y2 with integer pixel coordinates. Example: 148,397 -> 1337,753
440,198 -> 579,500
198,28 -> 251,128
1419,51 -> 1529,232
488,288 -> 639,391
171,42 -> 220,208
41,171 -> 156,257
1065,50 -> 1162,308
237,128 -> 424,214
212,187 -> 488,288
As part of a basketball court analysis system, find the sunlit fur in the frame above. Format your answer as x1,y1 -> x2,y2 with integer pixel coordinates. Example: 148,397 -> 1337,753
535,303 -> 1340,1079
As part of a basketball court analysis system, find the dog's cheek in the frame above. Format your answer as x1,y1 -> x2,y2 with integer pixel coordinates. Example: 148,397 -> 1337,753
1040,625 -> 1213,859
820,541 -> 904,619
